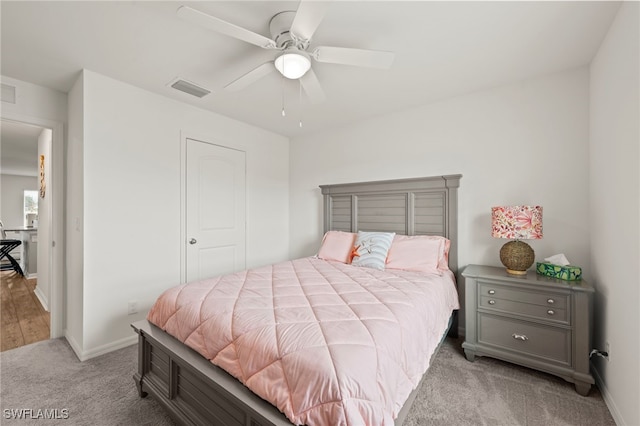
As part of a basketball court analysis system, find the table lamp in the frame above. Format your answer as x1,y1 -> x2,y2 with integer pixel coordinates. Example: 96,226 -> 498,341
491,205 -> 543,275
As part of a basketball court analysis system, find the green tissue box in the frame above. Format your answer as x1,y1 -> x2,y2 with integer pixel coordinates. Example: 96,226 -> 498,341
536,262 -> 582,281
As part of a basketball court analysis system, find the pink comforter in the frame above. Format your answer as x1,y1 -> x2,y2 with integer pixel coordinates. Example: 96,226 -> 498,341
148,257 -> 459,426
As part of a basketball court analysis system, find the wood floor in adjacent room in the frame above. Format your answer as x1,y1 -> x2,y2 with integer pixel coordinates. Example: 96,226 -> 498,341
0,271 -> 50,352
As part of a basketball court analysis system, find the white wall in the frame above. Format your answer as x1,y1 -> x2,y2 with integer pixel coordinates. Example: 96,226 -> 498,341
589,2 -> 639,425
66,73 -> 85,351
0,174 -> 38,229
290,68 -> 591,278
1,75 -> 67,123
67,70 -> 289,359
290,68 -> 591,339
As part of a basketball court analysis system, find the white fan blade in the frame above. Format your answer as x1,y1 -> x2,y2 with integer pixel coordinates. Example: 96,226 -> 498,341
313,46 -> 395,69
290,1 -> 330,42
177,6 -> 277,49
224,62 -> 275,91
300,68 -> 326,104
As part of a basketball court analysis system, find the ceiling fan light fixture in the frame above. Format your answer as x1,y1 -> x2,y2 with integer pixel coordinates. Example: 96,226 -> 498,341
274,51 -> 311,79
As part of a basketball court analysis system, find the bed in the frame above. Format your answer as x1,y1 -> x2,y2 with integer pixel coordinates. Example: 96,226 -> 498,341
132,174 -> 462,426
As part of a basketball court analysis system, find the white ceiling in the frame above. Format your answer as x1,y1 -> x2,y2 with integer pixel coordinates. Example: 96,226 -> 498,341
0,1 -> 621,138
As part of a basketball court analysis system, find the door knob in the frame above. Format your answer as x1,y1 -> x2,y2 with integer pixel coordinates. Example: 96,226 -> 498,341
189,238 -> 197,245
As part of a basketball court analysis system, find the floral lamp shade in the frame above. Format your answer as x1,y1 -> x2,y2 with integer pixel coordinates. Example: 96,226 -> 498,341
491,205 -> 543,240
491,205 -> 543,275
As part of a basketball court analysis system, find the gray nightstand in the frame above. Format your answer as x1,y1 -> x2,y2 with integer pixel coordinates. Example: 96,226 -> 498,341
461,264 -> 595,396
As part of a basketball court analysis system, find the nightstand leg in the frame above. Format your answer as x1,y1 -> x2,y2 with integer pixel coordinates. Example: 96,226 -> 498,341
464,349 -> 475,362
574,381 -> 591,396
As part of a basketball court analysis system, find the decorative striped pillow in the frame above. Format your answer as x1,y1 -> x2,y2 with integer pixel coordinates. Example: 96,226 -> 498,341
351,231 -> 395,270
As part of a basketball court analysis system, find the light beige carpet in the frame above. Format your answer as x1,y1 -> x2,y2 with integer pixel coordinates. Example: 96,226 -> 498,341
403,337 -> 615,426
0,336 -> 615,425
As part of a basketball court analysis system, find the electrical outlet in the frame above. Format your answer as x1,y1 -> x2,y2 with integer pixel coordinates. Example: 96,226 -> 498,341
605,341 -> 610,361
128,301 -> 138,315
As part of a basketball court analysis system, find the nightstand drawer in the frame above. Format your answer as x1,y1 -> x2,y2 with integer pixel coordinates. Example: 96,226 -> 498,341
478,282 -> 568,309
479,296 -> 568,324
478,314 -> 570,365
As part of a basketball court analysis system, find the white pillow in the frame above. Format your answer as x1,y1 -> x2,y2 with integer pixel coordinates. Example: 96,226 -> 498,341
351,231 -> 395,270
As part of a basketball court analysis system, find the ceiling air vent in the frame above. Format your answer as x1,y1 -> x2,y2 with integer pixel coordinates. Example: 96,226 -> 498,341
1,83 -> 16,104
169,78 -> 211,98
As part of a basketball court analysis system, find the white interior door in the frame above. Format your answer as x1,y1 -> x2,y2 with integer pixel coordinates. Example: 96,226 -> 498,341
186,139 -> 246,282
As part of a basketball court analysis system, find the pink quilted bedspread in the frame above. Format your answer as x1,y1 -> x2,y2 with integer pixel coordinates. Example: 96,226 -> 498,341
148,257 -> 459,426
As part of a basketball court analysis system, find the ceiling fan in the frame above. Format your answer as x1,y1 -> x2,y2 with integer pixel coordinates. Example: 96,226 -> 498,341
177,1 -> 395,104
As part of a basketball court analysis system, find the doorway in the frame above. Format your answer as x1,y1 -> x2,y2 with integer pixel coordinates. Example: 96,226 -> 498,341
0,115 -> 63,343
184,138 -> 246,283
1,120 -> 48,350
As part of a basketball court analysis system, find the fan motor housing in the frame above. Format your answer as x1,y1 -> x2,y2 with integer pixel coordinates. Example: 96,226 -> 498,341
269,11 -> 299,48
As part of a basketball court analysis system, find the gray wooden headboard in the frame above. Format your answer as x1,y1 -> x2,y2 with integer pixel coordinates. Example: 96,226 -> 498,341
320,175 -> 462,273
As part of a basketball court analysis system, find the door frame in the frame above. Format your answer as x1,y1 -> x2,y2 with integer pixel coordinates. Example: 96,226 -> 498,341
1,112 -> 64,338
180,131 -> 247,284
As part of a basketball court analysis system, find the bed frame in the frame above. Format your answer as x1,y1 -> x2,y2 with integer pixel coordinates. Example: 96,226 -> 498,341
132,174 -> 462,426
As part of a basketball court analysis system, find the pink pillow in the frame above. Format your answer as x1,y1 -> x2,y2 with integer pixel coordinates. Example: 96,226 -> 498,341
440,238 -> 451,270
317,231 -> 357,264
417,235 -> 450,270
386,235 -> 450,273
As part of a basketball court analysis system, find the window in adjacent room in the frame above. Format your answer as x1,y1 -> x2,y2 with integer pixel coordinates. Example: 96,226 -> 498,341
24,190 -> 38,227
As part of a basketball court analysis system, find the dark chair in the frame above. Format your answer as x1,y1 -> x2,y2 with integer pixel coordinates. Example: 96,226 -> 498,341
0,239 -> 24,276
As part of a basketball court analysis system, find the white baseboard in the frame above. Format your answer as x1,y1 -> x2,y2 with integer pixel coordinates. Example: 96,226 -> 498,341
82,335 -> 138,361
64,332 -> 137,362
33,286 -> 49,312
592,362 -> 625,425
64,332 -> 84,361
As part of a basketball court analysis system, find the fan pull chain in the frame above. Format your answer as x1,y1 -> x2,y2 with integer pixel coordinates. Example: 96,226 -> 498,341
299,80 -> 303,128
281,73 -> 286,117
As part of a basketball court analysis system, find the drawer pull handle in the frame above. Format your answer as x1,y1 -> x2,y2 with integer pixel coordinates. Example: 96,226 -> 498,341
488,290 -> 496,295
547,299 -> 555,304
547,309 -> 555,315
488,300 -> 496,305
512,333 -> 528,341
